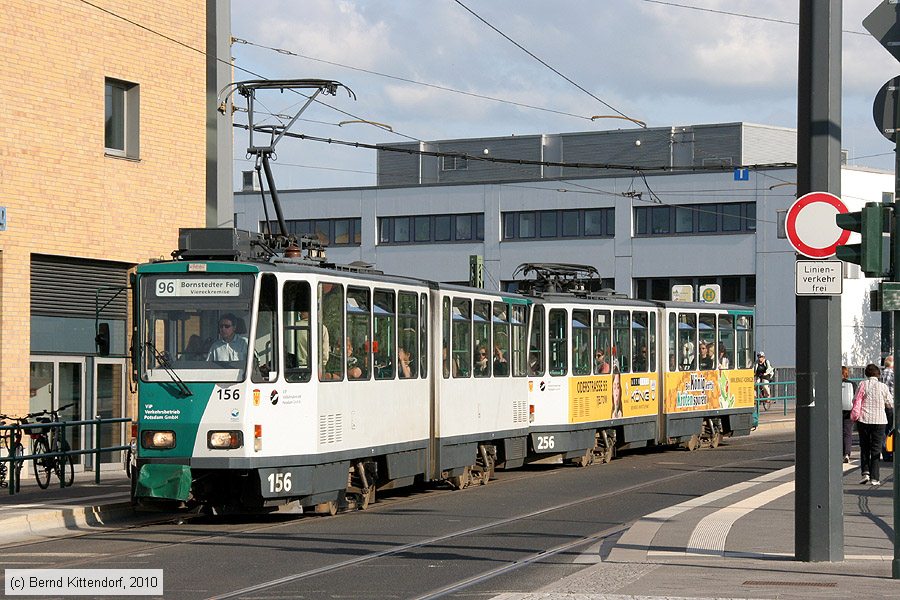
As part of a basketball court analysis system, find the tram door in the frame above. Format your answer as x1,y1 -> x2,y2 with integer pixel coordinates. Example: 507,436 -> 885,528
29,357 -> 85,465
94,358 -> 127,465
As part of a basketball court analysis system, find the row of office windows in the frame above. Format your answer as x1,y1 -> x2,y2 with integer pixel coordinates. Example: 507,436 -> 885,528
633,276 -> 756,305
256,202 -> 757,247
262,218 -> 363,246
634,202 -> 756,236
379,213 -> 485,245
502,208 -> 615,240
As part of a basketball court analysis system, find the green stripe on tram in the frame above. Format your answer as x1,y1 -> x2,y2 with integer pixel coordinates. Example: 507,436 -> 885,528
137,262 -> 259,274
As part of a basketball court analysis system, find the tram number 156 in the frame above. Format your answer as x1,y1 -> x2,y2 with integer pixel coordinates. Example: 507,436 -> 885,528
259,467 -> 302,497
267,472 -> 292,493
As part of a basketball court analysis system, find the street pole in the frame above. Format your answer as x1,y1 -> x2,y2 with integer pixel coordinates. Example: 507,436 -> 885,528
893,122 -> 900,579
795,0 -> 844,561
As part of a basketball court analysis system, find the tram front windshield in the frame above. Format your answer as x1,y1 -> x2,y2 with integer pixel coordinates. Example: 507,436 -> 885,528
141,273 -> 255,383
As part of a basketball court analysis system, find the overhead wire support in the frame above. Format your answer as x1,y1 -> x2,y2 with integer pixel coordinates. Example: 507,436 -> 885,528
220,79 -> 356,241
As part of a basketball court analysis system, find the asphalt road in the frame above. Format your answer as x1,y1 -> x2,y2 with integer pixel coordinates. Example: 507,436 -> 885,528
1,430 -> 794,599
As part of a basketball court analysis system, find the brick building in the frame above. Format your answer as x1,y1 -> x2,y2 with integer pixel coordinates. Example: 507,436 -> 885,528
0,0 -> 231,464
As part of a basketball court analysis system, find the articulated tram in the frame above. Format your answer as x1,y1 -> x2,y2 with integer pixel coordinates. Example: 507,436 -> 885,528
132,229 -> 754,513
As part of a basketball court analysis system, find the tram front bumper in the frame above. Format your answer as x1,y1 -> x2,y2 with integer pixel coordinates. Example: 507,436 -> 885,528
135,464 -> 192,502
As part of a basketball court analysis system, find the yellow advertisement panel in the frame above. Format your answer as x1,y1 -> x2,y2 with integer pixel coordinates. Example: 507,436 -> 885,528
568,373 -> 659,423
663,369 -> 755,413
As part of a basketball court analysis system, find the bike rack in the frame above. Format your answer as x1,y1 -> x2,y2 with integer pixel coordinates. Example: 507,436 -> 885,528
0,416 -> 131,495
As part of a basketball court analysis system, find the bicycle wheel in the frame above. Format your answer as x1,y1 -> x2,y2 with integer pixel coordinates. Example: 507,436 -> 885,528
32,438 -> 52,489
56,441 -> 74,487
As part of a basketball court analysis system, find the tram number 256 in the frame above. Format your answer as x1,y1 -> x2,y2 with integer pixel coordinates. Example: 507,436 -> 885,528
536,435 -> 555,450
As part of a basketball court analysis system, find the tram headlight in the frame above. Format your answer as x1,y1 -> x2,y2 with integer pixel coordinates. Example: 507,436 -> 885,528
141,430 -> 176,449
207,430 -> 243,449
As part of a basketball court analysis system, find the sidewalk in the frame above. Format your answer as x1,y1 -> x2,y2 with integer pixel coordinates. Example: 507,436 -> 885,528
0,465 -> 134,546
501,403 -> 900,600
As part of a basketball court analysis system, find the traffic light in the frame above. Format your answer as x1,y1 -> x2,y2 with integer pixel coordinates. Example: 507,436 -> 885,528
835,202 -> 891,277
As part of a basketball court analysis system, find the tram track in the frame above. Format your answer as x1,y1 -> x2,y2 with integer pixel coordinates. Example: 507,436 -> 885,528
0,435 -> 793,599
204,446 -> 793,600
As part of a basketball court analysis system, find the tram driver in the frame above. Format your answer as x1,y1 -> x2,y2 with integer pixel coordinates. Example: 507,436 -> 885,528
207,313 -> 249,363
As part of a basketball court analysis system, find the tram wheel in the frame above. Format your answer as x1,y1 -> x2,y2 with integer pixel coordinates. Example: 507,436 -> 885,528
573,449 -> 594,467
597,443 -> 614,464
315,501 -> 338,516
709,432 -> 722,449
682,435 -> 700,452
449,467 -> 471,490
357,486 -> 376,510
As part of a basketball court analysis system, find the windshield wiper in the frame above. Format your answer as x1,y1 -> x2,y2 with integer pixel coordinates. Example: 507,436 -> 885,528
145,341 -> 193,397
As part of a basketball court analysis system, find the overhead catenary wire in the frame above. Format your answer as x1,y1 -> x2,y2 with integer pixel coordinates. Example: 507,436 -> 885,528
231,37 -> 594,123
452,0 -> 644,126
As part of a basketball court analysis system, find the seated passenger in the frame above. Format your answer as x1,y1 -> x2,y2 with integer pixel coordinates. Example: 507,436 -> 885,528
595,349 -> 611,374
398,346 -> 413,378
493,344 -> 509,376
347,338 -> 364,379
632,345 -> 648,372
474,345 -> 490,376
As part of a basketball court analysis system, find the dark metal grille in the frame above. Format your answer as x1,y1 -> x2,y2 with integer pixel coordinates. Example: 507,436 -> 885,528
31,254 -> 129,318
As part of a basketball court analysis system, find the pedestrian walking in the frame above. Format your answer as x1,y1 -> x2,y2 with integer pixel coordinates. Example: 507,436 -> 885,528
851,363 -> 891,486
841,366 -> 855,463
882,355 -> 895,462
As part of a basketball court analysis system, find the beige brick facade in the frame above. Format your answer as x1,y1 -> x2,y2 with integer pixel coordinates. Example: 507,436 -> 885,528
0,1 -> 208,417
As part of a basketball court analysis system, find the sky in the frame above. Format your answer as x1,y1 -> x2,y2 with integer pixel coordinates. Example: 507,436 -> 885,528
228,0 -> 899,191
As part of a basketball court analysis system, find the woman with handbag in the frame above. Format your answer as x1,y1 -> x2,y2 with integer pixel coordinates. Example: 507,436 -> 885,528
852,363 -> 891,486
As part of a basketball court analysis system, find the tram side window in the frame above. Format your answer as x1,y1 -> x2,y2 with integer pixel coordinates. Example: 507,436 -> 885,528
668,313 -> 677,372
374,290 -> 396,379
648,312 -> 657,372
613,311 -> 631,373
398,292 -> 418,379
631,312 -> 649,373
678,313 -> 697,371
420,293 -> 429,378
346,287 -> 371,380
593,310 -> 611,374
319,282 -> 344,381
572,309 -> 591,376
698,313 -> 716,371
492,302 -> 510,377
452,298 -> 472,377
511,304 -> 528,377
442,297 -> 451,378
548,309 -> 568,376
473,300 -> 491,378
736,315 -> 754,368
718,314 -> 734,369
528,305 -> 545,376
282,280 -> 311,383
252,274 -> 278,383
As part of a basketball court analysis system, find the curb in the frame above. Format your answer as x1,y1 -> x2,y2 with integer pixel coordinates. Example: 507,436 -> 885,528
0,500 -> 136,547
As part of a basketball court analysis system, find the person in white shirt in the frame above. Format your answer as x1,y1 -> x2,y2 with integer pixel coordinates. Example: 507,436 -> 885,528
855,363 -> 891,486
207,314 -> 249,362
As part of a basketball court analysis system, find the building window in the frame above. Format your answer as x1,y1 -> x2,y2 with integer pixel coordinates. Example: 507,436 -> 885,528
502,208 -> 614,241
104,78 -> 139,159
261,218 -> 362,247
633,276 -> 756,305
442,156 -> 468,171
377,213 -> 485,245
633,203 -> 756,237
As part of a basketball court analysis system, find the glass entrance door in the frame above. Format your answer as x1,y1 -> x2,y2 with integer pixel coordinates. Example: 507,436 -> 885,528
29,357 -> 85,465
95,359 -> 127,464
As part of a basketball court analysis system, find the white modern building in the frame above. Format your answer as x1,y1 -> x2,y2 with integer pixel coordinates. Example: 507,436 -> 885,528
234,122 -> 894,369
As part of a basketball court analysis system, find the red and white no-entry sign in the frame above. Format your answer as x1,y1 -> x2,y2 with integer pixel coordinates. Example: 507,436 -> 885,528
785,192 -> 850,258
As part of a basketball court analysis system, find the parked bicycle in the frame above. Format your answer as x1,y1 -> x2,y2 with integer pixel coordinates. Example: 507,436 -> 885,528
0,413 -> 26,488
123,421 -> 136,479
25,403 -> 75,489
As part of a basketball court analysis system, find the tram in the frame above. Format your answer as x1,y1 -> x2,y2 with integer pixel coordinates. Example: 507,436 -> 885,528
131,229 -> 754,513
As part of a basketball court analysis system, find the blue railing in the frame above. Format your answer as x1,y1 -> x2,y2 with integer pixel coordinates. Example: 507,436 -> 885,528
0,416 -> 130,495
